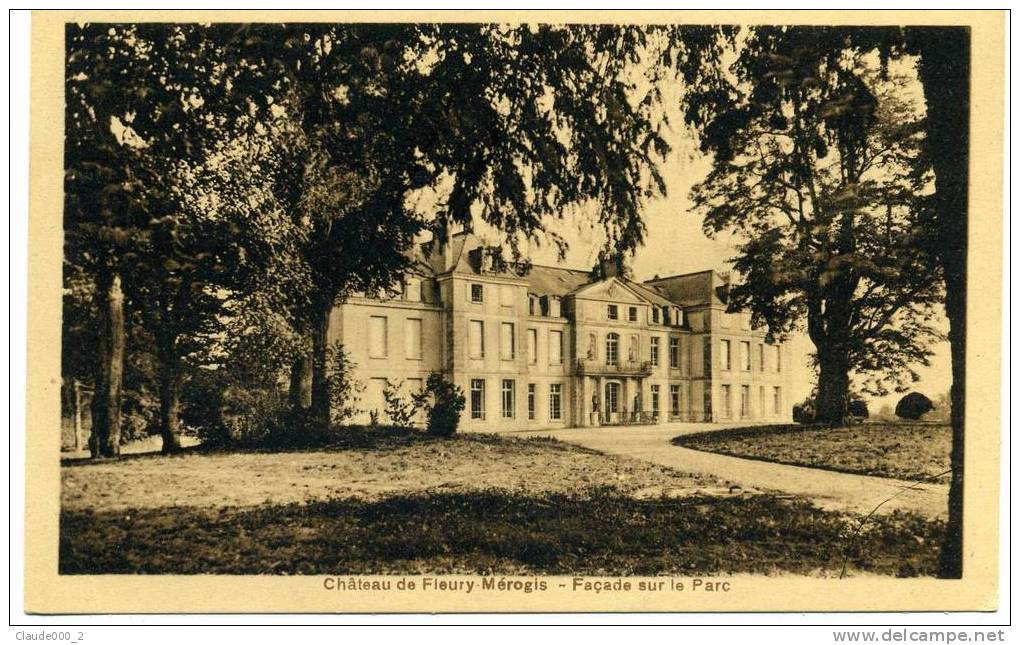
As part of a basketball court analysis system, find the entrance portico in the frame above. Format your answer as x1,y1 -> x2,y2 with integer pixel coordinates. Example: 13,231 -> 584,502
575,358 -> 655,426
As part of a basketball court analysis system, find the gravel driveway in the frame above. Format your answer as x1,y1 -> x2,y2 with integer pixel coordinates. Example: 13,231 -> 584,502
516,422 -> 949,519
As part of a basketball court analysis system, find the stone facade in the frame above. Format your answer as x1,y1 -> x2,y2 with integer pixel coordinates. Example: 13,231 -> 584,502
331,232 -> 792,430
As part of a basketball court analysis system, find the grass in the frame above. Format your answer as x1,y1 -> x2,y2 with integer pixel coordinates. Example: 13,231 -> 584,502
673,423 -> 951,484
61,425 -> 945,577
60,488 -> 943,577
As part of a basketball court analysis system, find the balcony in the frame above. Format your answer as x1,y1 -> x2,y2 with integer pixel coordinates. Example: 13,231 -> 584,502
575,358 -> 653,377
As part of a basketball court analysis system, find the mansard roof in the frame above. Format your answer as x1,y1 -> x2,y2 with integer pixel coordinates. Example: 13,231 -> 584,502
642,270 -> 730,307
525,264 -> 592,297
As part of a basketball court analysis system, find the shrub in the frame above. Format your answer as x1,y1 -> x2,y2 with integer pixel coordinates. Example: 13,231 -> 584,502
326,342 -> 364,426
383,379 -> 423,428
848,398 -> 869,419
792,398 -> 815,424
896,392 -> 934,420
416,372 -> 465,437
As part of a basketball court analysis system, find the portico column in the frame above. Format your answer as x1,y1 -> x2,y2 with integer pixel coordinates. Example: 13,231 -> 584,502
596,376 -> 605,424
580,376 -> 591,427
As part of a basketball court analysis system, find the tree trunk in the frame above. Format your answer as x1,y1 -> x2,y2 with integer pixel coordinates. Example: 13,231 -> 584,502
288,331 -> 313,410
913,27 -> 969,579
814,346 -> 851,426
156,334 -> 183,454
309,303 -> 332,427
89,268 -> 124,458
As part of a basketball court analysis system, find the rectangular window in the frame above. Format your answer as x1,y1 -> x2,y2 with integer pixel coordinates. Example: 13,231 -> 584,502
501,379 -> 515,419
741,385 -> 750,418
774,345 -> 782,372
528,296 -> 537,316
500,322 -> 515,360
605,334 -> 619,366
500,284 -> 514,307
759,386 -> 766,418
605,382 -> 619,413
628,306 -> 638,322
368,316 -> 388,358
651,385 -> 660,415
470,283 -> 484,303
774,387 -> 782,415
652,308 -> 660,324
469,320 -> 485,359
527,328 -> 538,364
720,385 -> 732,418
703,337 -> 712,377
740,341 -> 751,371
404,318 -> 423,359
650,337 -> 660,367
759,343 -> 765,372
549,297 -> 561,317
470,379 -> 485,420
549,330 -> 563,364
549,384 -> 562,420
669,337 -> 680,368
607,304 -> 618,320
527,384 -> 536,420
670,385 -> 680,417
721,339 -> 731,371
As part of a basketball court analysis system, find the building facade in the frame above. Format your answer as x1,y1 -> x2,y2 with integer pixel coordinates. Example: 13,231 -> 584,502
330,233 -> 792,431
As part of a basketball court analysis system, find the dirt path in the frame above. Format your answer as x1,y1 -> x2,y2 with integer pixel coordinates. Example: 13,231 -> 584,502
516,423 -> 949,519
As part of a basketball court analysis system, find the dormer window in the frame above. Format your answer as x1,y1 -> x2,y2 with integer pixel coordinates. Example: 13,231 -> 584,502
607,304 -> 618,320
470,284 -> 484,303
652,308 -> 660,324
528,295 -> 537,316
628,306 -> 638,322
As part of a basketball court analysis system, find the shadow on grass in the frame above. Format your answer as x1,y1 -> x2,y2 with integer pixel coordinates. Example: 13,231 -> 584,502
62,426 -> 599,469
61,488 -> 943,577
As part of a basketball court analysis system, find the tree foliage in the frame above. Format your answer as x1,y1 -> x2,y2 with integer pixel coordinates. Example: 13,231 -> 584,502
683,27 -> 944,421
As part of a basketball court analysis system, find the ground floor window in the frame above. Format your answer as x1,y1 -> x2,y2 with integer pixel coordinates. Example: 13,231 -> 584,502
650,385 -> 660,415
670,384 -> 680,417
470,379 -> 485,420
740,385 -> 750,418
527,384 -> 536,420
549,383 -> 562,420
774,386 -> 782,415
501,379 -> 515,419
759,386 -> 765,418
720,384 -> 732,418
605,381 -> 620,413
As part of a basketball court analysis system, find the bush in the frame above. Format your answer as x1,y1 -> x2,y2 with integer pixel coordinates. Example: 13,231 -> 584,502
383,379 -> 423,428
792,398 -> 815,424
896,392 -> 934,420
848,398 -> 869,419
417,372 -> 465,437
326,342 -> 364,426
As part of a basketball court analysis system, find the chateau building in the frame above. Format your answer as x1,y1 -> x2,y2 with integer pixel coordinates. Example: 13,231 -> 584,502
329,232 -> 792,431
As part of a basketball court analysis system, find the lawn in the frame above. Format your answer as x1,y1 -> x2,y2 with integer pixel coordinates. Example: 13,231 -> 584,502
61,426 -> 944,577
673,423 -> 951,484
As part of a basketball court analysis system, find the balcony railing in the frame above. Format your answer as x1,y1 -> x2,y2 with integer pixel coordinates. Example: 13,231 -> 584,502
575,358 -> 653,377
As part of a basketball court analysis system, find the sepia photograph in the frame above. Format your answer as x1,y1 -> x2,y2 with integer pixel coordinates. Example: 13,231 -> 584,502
19,9 -> 1005,617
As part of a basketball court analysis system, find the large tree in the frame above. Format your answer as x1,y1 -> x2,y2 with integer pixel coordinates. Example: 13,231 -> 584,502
225,24 -> 678,425
675,25 -> 970,578
688,28 -> 943,423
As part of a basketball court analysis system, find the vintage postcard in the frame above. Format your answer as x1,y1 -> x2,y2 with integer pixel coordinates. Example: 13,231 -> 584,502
24,9 -> 1004,614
